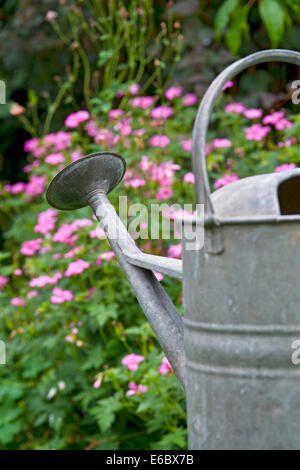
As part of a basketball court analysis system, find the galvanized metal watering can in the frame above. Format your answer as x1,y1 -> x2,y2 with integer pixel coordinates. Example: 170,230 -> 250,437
47,50 -> 300,449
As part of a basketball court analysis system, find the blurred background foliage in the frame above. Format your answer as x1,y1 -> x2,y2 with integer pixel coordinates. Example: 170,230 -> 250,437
0,0 -> 300,183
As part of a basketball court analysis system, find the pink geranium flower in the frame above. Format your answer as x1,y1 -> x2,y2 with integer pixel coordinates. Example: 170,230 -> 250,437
275,163 -> 296,172
126,382 -> 147,396
64,259 -> 90,277
159,356 -> 172,375
165,86 -> 182,100
45,153 -> 65,165
121,353 -> 144,371
0,275 -> 9,288
222,80 -> 234,91
263,111 -> 284,125
156,187 -> 173,200
108,109 -> 125,120
245,124 -> 271,141
21,238 -> 42,256
149,135 -> 170,148
167,243 -> 182,258
65,110 -> 90,128
181,139 -> 193,152
51,287 -> 73,304
224,102 -> 245,114
25,175 -> 46,196
129,96 -> 154,109
129,83 -> 140,95
182,93 -> 197,106
29,273 -> 62,288
11,297 -> 26,307
213,138 -> 232,149
184,172 -> 195,184
34,209 -> 57,234
24,137 -> 39,152
244,108 -> 263,119
4,182 -> 26,194
214,173 -> 240,188
150,106 -> 174,120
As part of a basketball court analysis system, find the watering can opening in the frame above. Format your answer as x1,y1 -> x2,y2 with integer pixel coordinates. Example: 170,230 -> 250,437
278,176 -> 300,215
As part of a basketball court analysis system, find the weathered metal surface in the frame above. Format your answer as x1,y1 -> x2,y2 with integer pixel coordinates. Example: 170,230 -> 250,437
46,152 -> 126,210
183,221 -> 300,449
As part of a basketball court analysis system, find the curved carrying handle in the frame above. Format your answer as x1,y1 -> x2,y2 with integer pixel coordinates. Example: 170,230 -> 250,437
192,49 -> 300,218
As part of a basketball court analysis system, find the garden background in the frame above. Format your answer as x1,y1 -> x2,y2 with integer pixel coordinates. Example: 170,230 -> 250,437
0,0 -> 300,450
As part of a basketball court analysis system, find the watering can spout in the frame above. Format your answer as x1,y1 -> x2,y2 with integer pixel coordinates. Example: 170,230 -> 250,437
46,152 -> 185,389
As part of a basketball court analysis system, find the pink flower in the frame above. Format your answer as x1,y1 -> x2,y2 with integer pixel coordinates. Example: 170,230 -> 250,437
108,109 -> 125,120
34,208 -> 57,234
64,259 -> 90,277
93,378 -> 102,389
129,83 -> 140,95
182,93 -> 197,106
89,227 -> 106,239
21,238 -> 42,256
156,187 -> 173,200
244,108 -> 263,119
245,124 -> 271,141
100,251 -> 115,261
85,120 -> 98,137
181,139 -> 193,152
53,223 -> 77,245
72,218 -> 93,229
275,118 -> 292,131
222,80 -> 234,91
45,10 -> 57,21
11,297 -> 26,307
51,287 -> 73,304
275,163 -> 296,172
24,137 -> 39,152
121,353 -> 144,371
263,111 -> 284,125
25,175 -> 46,196
153,271 -> 164,282
159,356 -> 172,375
29,273 -> 62,288
0,275 -> 9,288
224,102 -> 245,114
65,110 -> 90,128
139,155 -> 152,172
149,134 -> 170,148
129,96 -> 154,109
33,146 -> 46,158
165,86 -> 182,100
27,290 -> 38,299
213,138 -> 232,149
126,382 -> 147,396
44,131 -> 71,151
278,138 -> 296,148
14,269 -> 23,276
150,106 -> 174,120
167,244 -> 182,258
4,182 -> 26,194
114,118 -> 132,137
45,152 -> 65,165
70,149 -> 83,162
214,173 -> 240,188
184,172 -> 195,184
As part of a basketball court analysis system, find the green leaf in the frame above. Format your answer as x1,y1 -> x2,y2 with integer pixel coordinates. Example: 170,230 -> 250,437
259,0 -> 285,47
225,6 -> 250,55
215,0 -> 240,39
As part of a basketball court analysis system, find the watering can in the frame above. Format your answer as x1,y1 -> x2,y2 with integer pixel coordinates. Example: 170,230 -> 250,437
47,50 -> 300,449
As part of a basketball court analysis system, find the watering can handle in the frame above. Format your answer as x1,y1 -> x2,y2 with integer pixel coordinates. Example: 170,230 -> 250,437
192,49 -> 300,218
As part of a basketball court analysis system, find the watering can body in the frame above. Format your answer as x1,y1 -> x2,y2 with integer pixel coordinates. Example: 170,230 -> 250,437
46,49 -> 300,449
183,209 -> 300,449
